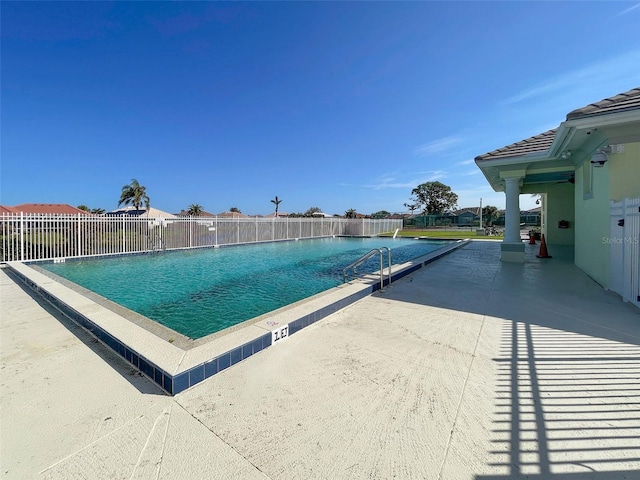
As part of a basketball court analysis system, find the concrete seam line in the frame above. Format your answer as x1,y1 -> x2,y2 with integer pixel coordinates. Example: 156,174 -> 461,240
436,250 -> 497,480
172,401 -> 273,479
38,414 -> 146,475
128,407 -> 171,480
154,404 -> 173,480
436,314 -> 487,480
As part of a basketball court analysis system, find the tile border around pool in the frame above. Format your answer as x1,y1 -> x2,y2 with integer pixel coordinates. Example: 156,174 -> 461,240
5,239 -> 469,395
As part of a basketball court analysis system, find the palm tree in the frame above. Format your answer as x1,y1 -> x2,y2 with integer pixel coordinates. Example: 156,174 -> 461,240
187,204 -> 204,216
404,202 -> 418,215
482,205 -> 499,226
230,207 -> 241,213
78,205 -> 105,215
270,196 -> 282,217
345,208 -> 357,219
118,179 -> 150,213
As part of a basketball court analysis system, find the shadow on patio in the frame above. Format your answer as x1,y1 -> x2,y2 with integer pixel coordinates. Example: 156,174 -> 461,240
477,319 -> 640,479
382,241 -> 640,479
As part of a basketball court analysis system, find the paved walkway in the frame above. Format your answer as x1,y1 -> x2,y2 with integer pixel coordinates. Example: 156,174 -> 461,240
1,241 -> 639,479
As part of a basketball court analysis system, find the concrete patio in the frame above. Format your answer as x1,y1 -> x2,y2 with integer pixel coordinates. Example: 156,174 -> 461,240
1,240 -> 639,479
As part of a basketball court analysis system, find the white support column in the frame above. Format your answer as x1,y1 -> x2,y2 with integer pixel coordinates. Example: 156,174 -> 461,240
504,177 -> 522,243
501,175 -> 525,262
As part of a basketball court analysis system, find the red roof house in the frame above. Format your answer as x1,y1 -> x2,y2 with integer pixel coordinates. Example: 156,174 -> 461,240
0,204 -> 94,215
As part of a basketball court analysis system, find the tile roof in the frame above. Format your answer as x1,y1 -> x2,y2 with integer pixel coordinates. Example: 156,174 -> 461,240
475,87 -> 640,163
216,211 -> 249,218
454,207 -> 481,216
566,87 -> 640,120
1,203 -> 93,215
176,210 -> 217,217
475,129 -> 557,162
108,206 -> 177,218
0,205 -> 17,214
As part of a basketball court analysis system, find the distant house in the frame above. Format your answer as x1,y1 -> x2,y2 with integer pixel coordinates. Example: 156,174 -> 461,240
312,212 -> 335,218
452,207 -> 480,226
216,211 -> 249,219
0,203 -> 93,215
176,210 -> 217,218
521,207 -> 541,226
0,206 -> 15,214
107,206 -> 177,218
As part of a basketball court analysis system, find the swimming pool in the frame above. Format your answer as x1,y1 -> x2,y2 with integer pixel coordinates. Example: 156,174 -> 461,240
12,237 -> 468,394
41,237 -> 449,339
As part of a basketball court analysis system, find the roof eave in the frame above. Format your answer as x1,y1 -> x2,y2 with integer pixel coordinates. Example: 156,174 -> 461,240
474,151 -> 550,169
565,108 -> 640,129
475,151 -> 558,193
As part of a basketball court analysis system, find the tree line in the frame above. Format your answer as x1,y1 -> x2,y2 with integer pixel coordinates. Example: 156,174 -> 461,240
77,179 -> 376,218
76,178 -> 498,222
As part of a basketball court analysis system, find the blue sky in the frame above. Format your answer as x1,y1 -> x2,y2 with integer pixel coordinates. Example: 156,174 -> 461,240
2,1 -> 640,216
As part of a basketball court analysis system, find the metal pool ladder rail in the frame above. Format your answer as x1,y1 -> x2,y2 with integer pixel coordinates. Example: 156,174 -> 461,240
147,232 -> 165,253
342,247 -> 392,290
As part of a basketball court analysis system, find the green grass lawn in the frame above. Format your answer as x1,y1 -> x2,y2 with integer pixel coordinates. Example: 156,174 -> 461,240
381,229 -> 504,240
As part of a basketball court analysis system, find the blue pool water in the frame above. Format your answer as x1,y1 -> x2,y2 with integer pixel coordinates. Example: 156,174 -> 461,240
42,237 -> 448,339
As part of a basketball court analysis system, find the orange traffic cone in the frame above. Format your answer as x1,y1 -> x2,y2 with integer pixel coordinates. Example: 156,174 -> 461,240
536,234 -> 552,258
529,232 -> 536,245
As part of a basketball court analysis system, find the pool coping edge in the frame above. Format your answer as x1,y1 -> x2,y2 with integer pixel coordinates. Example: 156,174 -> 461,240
5,239 -> 469,395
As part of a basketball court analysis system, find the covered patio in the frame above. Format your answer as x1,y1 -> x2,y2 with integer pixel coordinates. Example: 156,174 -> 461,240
475,88 -> 640,273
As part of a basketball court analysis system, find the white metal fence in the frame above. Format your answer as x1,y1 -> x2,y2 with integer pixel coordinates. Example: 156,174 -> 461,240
610,197 -> 640,308
0,214 -> 403,262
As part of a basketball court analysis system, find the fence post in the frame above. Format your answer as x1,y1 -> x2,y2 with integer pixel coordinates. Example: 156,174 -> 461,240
77,213 -> 81,257
20,212 -> 25,262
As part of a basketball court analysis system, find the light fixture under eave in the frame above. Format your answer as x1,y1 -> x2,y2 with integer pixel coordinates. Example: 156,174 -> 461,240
590,150 -> 608,167
560,150 -> 572,160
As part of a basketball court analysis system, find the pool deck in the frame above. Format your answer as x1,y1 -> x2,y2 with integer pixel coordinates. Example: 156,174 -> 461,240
1,240 -> 639,479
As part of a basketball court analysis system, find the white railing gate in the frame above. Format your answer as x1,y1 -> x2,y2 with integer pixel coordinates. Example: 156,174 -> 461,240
610,197 -> 640,308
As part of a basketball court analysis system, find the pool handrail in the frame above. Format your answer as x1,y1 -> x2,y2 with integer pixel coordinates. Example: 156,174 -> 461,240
147,231 -> 165,253
342,247 -> 392,290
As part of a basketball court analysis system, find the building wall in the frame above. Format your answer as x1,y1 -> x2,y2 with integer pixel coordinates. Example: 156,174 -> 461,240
545,183 -> 575,246
610,141 -> 640,201
574,157 -> 611,288
521,184 -> 574,245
